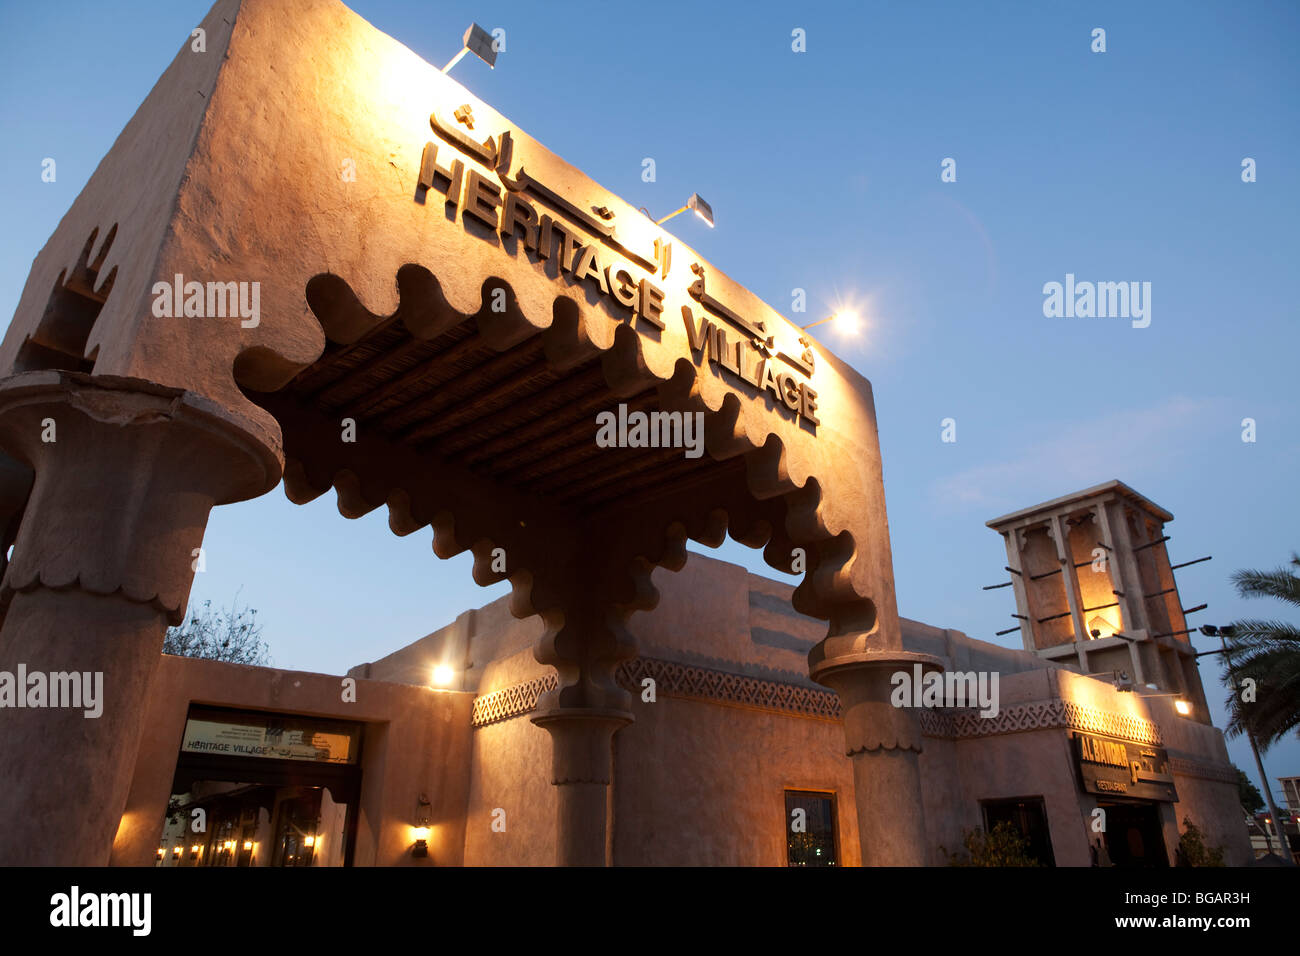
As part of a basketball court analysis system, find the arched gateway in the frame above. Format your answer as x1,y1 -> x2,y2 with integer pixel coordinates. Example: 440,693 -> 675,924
0,0 -> 938,866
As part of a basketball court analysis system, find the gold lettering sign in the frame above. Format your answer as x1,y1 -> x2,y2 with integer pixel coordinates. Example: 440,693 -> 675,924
1078,733 -> 1129,769
1073,731 -> 1177,803
416,111 -> 820,429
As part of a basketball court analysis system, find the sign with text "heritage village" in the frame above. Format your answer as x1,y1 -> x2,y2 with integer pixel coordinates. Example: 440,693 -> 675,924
415,107 -> 822,427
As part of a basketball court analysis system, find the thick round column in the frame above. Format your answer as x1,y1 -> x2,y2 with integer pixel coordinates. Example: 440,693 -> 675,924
532,709 -> 631,866
0,372 -> 280,865
810,643 -> 942,866
529,591 -> 637,867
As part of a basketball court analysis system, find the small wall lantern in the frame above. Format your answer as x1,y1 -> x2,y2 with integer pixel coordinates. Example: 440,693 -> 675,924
412,794 -> 433,858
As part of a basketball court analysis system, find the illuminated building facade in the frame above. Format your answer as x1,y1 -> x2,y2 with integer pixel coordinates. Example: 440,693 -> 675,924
0,0 -> 1250,867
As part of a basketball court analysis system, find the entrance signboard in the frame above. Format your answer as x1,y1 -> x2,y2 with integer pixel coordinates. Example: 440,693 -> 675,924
181,709 -> 359,765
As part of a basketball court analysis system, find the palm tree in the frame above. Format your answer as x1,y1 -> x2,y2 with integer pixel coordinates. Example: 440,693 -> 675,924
1219,553 -> 1300,750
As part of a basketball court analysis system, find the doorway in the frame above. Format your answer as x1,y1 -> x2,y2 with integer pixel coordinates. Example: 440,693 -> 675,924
157,706 -> 363,867
1098,800 -> 1169,867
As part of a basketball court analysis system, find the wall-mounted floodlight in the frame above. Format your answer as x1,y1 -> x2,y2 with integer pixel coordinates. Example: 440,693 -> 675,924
655,193 -> 714,228
442,23 -> 498,73
801,310 -> 859,333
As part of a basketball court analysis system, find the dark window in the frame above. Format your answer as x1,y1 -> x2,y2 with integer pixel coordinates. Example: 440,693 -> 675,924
981,797 -> 1057,866
785,790 -> 837,867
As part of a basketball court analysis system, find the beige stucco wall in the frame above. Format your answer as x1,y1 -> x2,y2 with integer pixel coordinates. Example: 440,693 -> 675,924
612,695 -> 859,866
112,653 -> 474,867
462,715 -> 555,866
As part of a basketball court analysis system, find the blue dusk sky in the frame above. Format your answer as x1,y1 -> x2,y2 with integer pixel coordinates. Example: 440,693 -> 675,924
0,1 -> 1296,806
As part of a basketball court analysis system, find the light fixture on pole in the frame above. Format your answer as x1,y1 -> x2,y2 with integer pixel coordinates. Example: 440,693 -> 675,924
1132,688 -> 1193,714
442,23 -> 498,74
655,193 -> 714,228
801,310 -> 859,334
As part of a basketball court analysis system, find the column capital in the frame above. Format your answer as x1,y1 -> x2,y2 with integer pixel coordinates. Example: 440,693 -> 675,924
0,371 -> 282,622
810,638 -> 943,754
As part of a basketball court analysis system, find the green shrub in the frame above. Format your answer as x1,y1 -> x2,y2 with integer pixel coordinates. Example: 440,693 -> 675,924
941,822 -> 1041,866
1177,818 -> 1225,867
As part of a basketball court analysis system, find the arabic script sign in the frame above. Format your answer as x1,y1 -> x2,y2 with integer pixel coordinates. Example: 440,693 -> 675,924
416,105 -> 821,427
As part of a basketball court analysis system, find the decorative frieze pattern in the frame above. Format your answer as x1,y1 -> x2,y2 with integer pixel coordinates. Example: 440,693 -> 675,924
1062,701 -> 1163,745
470,659 -> 1164,747
616,657 -> 842,720
918,700 -> 1162,745
471,673 -> 558,727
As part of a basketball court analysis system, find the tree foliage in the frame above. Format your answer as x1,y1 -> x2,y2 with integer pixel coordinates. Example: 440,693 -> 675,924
1236,766 -> 1265,815
1220,553 -> 1300,750
163,597 -> 270,666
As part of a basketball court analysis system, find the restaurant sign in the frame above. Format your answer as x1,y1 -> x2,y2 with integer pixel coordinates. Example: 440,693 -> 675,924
1072,731 -> 1177,802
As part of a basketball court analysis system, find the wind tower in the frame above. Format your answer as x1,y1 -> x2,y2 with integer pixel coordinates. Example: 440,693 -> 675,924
985,481 -> 1212,723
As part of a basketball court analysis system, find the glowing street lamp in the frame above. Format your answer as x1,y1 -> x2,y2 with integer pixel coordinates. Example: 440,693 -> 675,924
442,23 -> 498,74
655,193 -> 714,228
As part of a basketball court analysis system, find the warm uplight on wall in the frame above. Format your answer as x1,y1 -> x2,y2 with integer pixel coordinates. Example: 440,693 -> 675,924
303,835 -> 316,848
432,664 -> 455,687
801,310 -> 859,333
172,846 -> 182,857
655,193 -> 714,228
243,840 -> 253,851
442,23 -> 498,74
